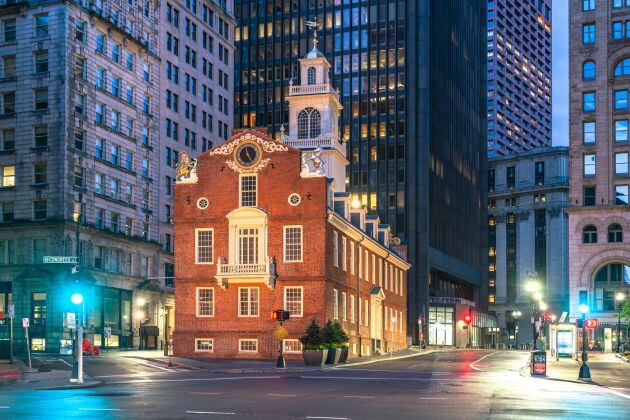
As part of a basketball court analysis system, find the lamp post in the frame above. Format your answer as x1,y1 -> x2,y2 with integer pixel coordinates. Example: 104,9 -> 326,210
525,279 -> 542,350
70,292 -> 84,384
578,304 -> 591,381
512,310 -> 522,347
616,292 -> 625,353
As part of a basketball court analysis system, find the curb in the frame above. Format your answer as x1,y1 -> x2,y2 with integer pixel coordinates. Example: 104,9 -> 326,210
615,353 -> 630,363
334,349 -> 436,368
33,380 -> 102,391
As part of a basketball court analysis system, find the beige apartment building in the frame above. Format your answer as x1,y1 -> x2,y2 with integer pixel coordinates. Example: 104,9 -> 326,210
0,0 -> 233,357
567,0 -> 630,352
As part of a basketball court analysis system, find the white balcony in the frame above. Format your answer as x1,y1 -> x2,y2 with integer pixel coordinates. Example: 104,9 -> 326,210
289,83 -> 333,96
215,258 -> 277,289
282,133 -> 346,157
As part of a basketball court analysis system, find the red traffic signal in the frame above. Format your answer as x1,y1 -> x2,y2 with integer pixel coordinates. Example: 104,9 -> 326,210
585,319 -> 599,329
463,314 -> 472,324
271,310 -> 290,322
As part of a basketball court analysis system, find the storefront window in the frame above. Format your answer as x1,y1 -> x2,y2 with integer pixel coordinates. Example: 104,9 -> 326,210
429,306 -> 454,346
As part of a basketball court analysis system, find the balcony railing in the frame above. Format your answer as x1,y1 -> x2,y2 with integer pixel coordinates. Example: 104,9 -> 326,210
282,133 -> 346,157
215,258 -> 277,289
289,83 -> 333,96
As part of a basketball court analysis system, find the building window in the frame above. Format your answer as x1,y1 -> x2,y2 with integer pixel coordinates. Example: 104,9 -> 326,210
283,226 -> 302,262
1,129 -> 14,151
615,152 -> 628,175
614,58 -> 630,77
239,287 -> 259,317
1,165 -> 14,187
195,229 -> 214,264
583,92 -> 596,111
488,169 -> 495,192
333,289 -> 339,319
196,287 -> 214,317
583,0 -> 595,11
594,263 -> 630,311
535,161 -> 544,186
583,154 -> 596,176
582,23 -> 596,44
240,175 -> 257,207
583,225 -> 598,244
333,231 -> 339,267
283,339 -> 303,354
238,339 -> 258,353
341,236 -> 347,271
34,88 -> 48,110
613,21 -> 624,39
33,162 -> 46,184
3,19 -> 16,42
584,186 -> 596,206
237,228 -> 259,264
34,51 -> 48,73
616,185 -> 629,205
35,14 -> 49,37
33,199 -> 46,220
297,107 -> 321,139
506,166 -> 515,190
195,338 -> 214,352
608,224 -> 623,243
284,286 -> 303,317
583,61 -> 595,80
616,90 -> 629,111
615,120 -> 628,142
1,202 -> 13,223
307,67 -> 316,85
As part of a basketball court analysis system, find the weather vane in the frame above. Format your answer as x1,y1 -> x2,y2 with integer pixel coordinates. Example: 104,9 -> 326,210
306,19 -> 320,49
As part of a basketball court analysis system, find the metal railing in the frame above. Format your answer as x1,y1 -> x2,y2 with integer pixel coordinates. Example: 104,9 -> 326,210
282,134 -> 346,155
289,84 -> 333,96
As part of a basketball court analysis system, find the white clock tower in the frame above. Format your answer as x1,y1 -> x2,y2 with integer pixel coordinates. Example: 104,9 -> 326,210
282,30 -> 347,192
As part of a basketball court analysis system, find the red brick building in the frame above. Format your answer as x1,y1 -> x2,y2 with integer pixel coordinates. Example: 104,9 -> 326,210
172,42 -> 409,359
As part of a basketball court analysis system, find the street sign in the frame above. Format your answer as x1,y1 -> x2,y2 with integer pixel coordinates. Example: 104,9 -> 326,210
104,326 -> 112,338
585,319 -> 599,329
22,318 -> 29,328
43,256 -> 78,264
8,302 -> 14,318
67,313 -> 77,330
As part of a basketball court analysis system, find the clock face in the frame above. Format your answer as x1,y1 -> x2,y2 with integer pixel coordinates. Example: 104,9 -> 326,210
236,143 -> 260,167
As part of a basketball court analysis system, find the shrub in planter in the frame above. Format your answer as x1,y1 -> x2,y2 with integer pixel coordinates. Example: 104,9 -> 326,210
301,319 -> 328,366
334,321 -> 350,363
323,320 -> 345,364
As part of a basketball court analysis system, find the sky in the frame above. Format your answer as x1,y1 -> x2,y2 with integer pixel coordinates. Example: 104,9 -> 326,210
552,1 -> 569,147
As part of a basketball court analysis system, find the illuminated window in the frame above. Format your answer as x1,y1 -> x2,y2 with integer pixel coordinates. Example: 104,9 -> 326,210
297,107 -> 321,138
240,175 -> 257,206
307,66 -> 316,84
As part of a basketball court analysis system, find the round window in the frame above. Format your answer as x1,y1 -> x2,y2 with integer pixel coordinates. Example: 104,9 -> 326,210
197,197 -> 209,210
288,193 -> 301,206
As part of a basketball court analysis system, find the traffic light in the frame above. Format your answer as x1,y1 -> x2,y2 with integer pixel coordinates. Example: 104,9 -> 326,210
271,310 -> 290,321
463,313 -> 472,324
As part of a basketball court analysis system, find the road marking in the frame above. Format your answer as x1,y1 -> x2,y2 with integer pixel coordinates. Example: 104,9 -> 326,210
300,376 -> 461,382
603,388 -> 630,401
139,361 -> 177,372
268,393 -> 297,397
78,408 -> 121,411
306,417 -> 348,420
0,407 -> 9,409
408,364 -> 418,369
190,392 -> 223,395
186,411 -> 235,415
469,352 -> 497,372
109,375 -> 282,385
418,397 -> 448,400
343,395 -> 374,399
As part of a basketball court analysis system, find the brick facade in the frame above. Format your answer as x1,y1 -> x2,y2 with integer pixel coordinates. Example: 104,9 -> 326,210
173,129 -> 409,359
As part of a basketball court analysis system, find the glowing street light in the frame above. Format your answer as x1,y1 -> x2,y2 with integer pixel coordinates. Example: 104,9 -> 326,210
578,304 -> 591,381
525,281 -> 540,293
616,293 -> 625,353
71,293 -> 84,305
539,302 -> 548,311
70,292 -> 85,384
534,292 -> 543,302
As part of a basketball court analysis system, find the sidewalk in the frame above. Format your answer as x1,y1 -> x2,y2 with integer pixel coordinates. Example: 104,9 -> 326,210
0,358 -> 100,390
98,346 -> 437,374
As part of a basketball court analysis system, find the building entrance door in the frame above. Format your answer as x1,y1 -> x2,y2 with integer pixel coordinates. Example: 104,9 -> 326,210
604,328 -> 612,352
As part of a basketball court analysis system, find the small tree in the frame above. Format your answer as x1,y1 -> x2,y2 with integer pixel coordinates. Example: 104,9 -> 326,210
333,321 -> 349,347
300,318 -> 323,350
620,299 -> 630,327
322,320 -> 336,347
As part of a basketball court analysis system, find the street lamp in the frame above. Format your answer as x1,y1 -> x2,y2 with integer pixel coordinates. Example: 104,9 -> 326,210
512,310 -> 522,347
525,278 -> 542,350
616,292 -> 625,353
70,292 -> 85,384
578,304 -> 591,381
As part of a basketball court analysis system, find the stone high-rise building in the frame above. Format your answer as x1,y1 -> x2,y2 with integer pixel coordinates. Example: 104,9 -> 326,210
567,0 -> 630,351
0,0 -> 234,356
486,0 -> 552,156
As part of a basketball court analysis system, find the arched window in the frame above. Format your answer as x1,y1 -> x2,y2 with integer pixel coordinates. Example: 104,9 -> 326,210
608,223 -> 623,243
307,67 -> 316,85
297,107 -> 320,139
614,58 -> 630,77
583,225 -> 598,244
593,263 -> 630,311
583,61 -> 596,80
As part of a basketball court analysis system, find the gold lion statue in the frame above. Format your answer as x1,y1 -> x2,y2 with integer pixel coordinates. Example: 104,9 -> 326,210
176,151 -> 197,181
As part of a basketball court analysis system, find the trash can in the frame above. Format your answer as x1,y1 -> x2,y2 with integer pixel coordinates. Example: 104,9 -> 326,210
531,350 -> 546,376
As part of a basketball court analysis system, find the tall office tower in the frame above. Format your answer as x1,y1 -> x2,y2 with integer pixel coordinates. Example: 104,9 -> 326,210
234,1 -> 488,346
158,0 -> 235,270
567,0 -> 630,351
486,0 -> 552,157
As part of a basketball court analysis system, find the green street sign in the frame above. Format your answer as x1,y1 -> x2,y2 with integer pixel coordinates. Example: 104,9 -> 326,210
43,256 -> 78,264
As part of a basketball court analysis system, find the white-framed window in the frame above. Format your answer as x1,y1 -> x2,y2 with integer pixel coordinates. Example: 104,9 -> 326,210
350,295 -> 355,323
195,338 -> 214,352
399,312 -> 403,333
283,339 -> 303,354
358,245 -> 362,278
333,289 -> 339,319
239,339 -> 258,353
358,298 -> 362,325
239,287 -> 259,316
384,262 -> 389,290
378,259 -> 382,286
333,231 -> 339,267
394,270 -> 398,294
195,228 -> 214,264
237,228 -> 259,264
196,287 -> 214,317
284,286 -> 303,317
283,226 -> 303,262
342,292 -> 347,321
240,174 -> 257,207
584,154 -> 596,176
350,242 -> 355,275
371,254 -> 376,284
341,236 -> 347,271
364,299 -> 369,326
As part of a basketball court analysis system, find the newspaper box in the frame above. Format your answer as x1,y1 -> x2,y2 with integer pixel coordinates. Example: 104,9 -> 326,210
531,350 -> 546,375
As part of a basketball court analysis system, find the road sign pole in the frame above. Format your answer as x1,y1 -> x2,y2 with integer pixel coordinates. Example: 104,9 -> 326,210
9,316 -> 13,364
24,323 -> 31,369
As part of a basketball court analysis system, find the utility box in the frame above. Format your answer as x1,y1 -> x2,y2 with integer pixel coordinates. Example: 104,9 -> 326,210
531,350 -> 547,376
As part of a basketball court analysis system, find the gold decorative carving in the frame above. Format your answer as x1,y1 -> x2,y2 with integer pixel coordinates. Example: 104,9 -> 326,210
225,158 -> 271,174
208,133 -> 288,156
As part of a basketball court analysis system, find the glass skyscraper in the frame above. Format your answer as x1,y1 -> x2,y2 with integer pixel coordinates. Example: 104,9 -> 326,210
234,0 -> 487,345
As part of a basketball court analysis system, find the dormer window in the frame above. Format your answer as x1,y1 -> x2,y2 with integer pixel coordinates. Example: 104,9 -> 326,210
307,67 -> 316,85
240,174 -> 257,207
297,107 -> 321,139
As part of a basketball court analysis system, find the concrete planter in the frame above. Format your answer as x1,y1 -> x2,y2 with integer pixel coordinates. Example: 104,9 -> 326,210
303,349 -> 328,366
325,347 -> 341,364
338,347 -> 349,363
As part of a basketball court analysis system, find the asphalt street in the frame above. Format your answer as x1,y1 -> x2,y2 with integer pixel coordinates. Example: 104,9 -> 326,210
2,350 -> 629,419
